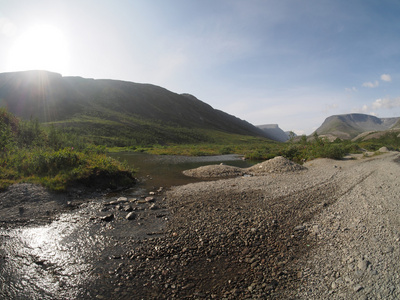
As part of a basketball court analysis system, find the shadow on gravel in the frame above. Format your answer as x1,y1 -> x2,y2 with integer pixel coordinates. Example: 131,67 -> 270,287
99,180 -> 342,299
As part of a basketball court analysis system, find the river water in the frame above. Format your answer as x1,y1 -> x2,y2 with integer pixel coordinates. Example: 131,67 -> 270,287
109,152 -> 255,190
0,153 -> 254,299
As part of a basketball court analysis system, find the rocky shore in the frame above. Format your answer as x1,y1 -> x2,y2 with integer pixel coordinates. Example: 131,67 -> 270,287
94,152 -> 399,299
1,152 -> 399,299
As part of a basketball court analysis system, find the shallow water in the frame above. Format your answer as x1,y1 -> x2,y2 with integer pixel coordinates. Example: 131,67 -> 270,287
109,152 -> 255,191
0,153 -> 252,299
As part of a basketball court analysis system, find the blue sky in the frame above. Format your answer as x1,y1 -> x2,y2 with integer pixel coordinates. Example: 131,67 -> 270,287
1,0 -> 400,134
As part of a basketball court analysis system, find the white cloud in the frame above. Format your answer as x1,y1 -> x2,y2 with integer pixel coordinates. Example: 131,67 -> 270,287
371,97 -> 400,109
323,103 -> 338,113
380,74 -> 392,82
360,97 -> 400,114
362,81 -> 379,88
362,74 -> 391,89
361,105 -> 368,113
345,86 -> 357,92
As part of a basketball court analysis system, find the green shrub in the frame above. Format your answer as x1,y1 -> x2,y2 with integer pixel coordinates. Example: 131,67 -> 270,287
220,146 -> 234,155
0,109 -> 135,191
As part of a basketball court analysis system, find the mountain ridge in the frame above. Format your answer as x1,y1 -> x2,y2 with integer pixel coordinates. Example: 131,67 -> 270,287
256,124 -> 291,142
315,113 -> 400,140
0,70 -> 269,145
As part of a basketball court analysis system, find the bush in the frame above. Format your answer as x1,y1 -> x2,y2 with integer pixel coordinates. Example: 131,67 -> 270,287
220,146 -> 233,155
321,144 -> 347,159
0,109 -> 135,191
0,108 -> 19,154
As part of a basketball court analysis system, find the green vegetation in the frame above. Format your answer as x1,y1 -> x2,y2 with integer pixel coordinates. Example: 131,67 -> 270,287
130,131 -> 399,164
0,108 -> 135,191
242,133 -> 355,162
2,103 -> 399,193
244,132 -> 398,162
355,131 -> 400,151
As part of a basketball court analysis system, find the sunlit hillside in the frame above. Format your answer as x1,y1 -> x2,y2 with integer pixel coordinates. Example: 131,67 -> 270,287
0,70 -> 269,146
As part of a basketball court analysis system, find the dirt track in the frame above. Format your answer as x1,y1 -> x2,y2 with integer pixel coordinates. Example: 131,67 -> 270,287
109,152 -> 400,299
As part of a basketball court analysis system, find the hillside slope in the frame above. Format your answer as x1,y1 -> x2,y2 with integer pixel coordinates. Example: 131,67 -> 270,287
256,124 -> 290,142
315,113 -> 400,140
0,70 -> 268,145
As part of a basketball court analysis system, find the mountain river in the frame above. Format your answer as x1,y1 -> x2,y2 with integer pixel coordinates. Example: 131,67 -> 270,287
0,153 -> 254,299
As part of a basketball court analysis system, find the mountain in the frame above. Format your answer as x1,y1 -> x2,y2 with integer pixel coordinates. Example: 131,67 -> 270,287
0,70 -> 268,145
315,113 -> 400,140
256,124 -> 291,142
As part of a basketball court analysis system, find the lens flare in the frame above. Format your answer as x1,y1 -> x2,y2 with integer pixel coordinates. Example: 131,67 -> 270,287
8,24 -> 70,73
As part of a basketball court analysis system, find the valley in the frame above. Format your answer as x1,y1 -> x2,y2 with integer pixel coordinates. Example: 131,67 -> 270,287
1,70 -> 400,299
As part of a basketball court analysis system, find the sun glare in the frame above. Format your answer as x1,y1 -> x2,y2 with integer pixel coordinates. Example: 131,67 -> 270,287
8,24 -> 70,73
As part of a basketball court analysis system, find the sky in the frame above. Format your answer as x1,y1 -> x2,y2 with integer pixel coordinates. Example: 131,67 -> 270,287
1,0 -> 400,134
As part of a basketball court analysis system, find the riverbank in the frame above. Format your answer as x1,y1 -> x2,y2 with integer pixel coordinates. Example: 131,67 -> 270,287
101,151 -> 400,299
1,152 -> 399,299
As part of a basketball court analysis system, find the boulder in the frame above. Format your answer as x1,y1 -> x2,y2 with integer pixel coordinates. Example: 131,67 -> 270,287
378,147 -> 389,153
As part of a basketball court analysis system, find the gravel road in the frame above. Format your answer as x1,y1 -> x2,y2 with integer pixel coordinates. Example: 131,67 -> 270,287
294,152 -> 400,300
110,152 -> 400,299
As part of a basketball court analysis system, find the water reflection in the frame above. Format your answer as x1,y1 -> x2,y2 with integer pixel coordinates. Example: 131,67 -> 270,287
110,152 -> 255,190
0,154 -> 254,299
0,203 -> 111,299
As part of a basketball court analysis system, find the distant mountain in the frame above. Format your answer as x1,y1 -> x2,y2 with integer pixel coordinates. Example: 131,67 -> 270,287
256,124 -> 291,142
315,113 -> 400,140
0,70 -> 268,145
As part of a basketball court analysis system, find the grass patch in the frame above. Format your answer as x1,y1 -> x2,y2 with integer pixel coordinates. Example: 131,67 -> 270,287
0,108 -> 135,191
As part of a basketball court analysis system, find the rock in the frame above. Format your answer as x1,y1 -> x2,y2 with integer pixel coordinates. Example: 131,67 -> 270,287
378,147 -> 389,153
294,225 -> 305,231
104,200 -> 119,206
149,203 -> 158,210
183,164 -> 245,178
100,214 -> 114,222
353,285 -> 363,292
126,212 -> 136,220
123,205 -> 133,212
241,248 -> 250,255
312,224 -> 320,234
145,197 -> 155,203
117,197 -> 128,203
358,259 -> 370,271
247,156 -> 306,174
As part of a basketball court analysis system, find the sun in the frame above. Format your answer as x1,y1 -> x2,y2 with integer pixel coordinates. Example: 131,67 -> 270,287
8,24 -> 70,73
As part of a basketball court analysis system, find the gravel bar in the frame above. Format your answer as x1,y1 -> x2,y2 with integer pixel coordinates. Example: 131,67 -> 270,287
100,152 -> 400,299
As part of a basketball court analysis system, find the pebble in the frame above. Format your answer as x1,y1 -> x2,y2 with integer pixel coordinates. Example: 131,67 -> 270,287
149,204 -> 158,210
126,212 -> 136,220
294,225 -> 305,231
117,197 -> 128,203
353,285 -> 363,292
358,259 -> 369,271
145,197 -> 155,202
100,213 -> 114,222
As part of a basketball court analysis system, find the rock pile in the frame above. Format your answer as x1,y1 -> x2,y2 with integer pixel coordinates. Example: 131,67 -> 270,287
246,156 -> 306,174
182,156 -> 306,178
182,164 -> 245,178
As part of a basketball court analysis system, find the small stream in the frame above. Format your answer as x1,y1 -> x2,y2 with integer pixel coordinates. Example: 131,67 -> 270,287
0,153 -> 255,299
109,153 -> 255,190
